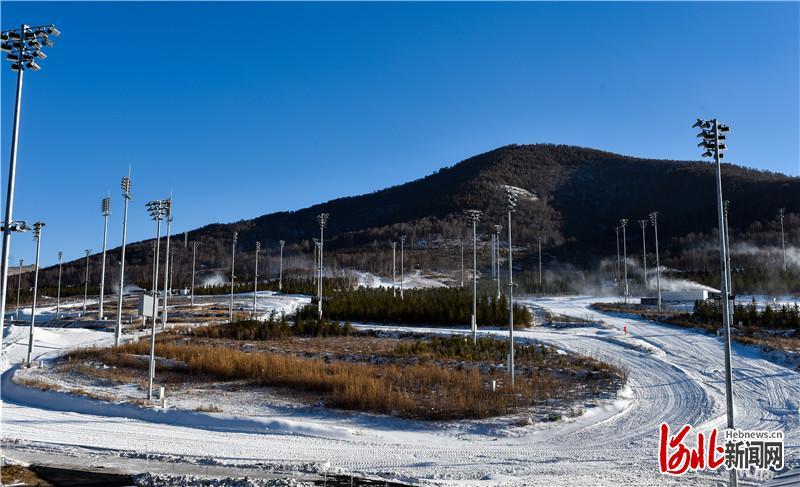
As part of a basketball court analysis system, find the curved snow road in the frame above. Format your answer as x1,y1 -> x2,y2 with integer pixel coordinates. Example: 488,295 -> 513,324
2,296 -> 798,486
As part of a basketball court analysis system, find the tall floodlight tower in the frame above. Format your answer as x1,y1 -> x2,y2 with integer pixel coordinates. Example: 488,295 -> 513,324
391,241 -> 397,297
161,197 -> 173,328
316,213 -> 329,319
694,117 -> 736,487
615,227 -> 621,283
465,210 -> 483,345
312,238 -> 319,286
0,23 -> 60,336
82,250 -> 91,313
649,212 -> 662,311
723,200 -> 734,316
98,197 -> 111,319
26,221 -> 44,366
638,219 -> 648,288
55,251 -> 63,318
505,188 -> 518,389
620,219 -> 629,303
145,199 -> 167,400
115,176 -> 132,345
190,241 -> 199,307
229,231 -> 238,322
253,241 -> 261,317
15,259 -> 23,319
778,208 -> 786,272
493,225 -> 502,299
278,240 -> 285,291
399,235 -> 406,299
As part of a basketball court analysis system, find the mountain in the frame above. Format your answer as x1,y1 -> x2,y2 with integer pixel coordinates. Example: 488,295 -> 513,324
17,144 -> 800,295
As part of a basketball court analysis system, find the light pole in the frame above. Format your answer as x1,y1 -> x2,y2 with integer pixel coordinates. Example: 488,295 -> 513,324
278,240 -> 285,292
400,235 -> 406,299
391,241 -> 397,297
169,247 -> 176,293
694,117 -> 736,487
505,188 -> 517,389
190,241 -> 198,307
82,250 -> 91,314
778,208 -> 786,272
145,199 -> 167,400
538,235 -> 543,287
317,213 -> 329,319
460,239 -> 464,287
649,212 -> 662,311
15,259 -> 23,319
55,250 -> 63,318
230,231 -> 237,322
620,219 -> 629,303
0,23 -> 60,337
312,238 -> 319,286
493,225 -> 502,300
253,241 -> 260,318
615,226 -> 621,283
723,201 -> 734,317
161,197 -> 172,328
115,176 -> 131,345
490,233 -> 496,279
465,210 -> 482,345
639,219 -> 648,289
98,197 -> 111,319
26,221 -> 44,366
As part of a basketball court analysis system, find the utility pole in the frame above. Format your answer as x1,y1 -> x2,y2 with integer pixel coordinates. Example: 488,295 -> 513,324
190,241 -> 198,307
26,221 -> 44,367
56,251 -> 63,318
778,208 -> 786,272
230,231 -> 237,322
317,213 -> 329,319
0,23 -> 60,342
83,250 -> 91,314
724,201 -> 734,317
694,117 -> 736,487
505,189 -> 517,389
278,240 -> 285,292
145,199 -> 167,401
465,210 -> 482,345
391,241 -> 397,297
161,197 -> 172,328
115,175 -> 131,345
253,241 -> 260,318
99,197 -> 111,319
649,212 -> 662,311
620,219 -> 629,303
400,235 -> 406,299
494,225 -> 502,300
639,219 -> 648,288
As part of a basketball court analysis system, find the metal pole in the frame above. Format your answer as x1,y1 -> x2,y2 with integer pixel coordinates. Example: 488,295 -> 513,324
538,235 -> 543,286
0,48 -> 25,340
615,227 -> 621,283
472,220 -> 478,345
83,251 -> 90,314
279,240 -> 285,291
319,222 -> 324,319
650,213 -> 662,311
621,220 -> 629,303
230,232 -> 237,322
400,236 -> 405,299
494,225 -> 502,300
253,242 -> 260,318
115,177 -> 131,345
490,234 -> 495,278
709,119 -> 736,487
639,220 -> 648,289
507,207 -> 515,389
190,242 -> 197,307
99,198 -> 110,319
26,223 -> 43,366
161,199 -> 172,328
16,259 -> 23,319
169,248 -> 175,292
724,202 -> 734,317
56,251 -> 63,318
460,239 -> 464,287
148,216 -> 163,401
779,208 -> 786,272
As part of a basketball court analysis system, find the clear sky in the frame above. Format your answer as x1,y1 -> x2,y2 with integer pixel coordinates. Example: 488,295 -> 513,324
2,1 -> 798,266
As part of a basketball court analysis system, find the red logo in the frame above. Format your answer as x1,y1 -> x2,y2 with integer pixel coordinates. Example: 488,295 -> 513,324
659,423 -> 725,475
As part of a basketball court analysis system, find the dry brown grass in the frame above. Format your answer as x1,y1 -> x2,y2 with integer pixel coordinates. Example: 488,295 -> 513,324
67,339 -> 616,420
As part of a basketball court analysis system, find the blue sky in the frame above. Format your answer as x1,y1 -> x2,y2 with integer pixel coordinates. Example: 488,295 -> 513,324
2,1 -> 798,266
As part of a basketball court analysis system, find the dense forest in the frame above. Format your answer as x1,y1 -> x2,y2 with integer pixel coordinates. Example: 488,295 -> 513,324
11,144 -> 799,301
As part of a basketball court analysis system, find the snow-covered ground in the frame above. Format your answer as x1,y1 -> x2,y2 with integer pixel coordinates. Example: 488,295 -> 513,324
352,270 -> 451,290
190,291 -> 311,320
2,295 -> 798,486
